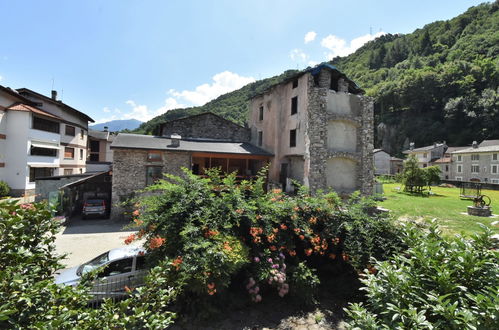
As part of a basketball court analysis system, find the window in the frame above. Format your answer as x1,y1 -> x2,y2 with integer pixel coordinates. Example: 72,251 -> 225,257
455,177 -> 462,181
135,256 -> 146,270
30,146 -> 57,157
147,151 -> 162,161
457,155 -> 462,162
80,149 -> 84,160
291,96 -> 298,115
292,79 -> 298,88
65,125 -> 75,136
471,165 -> 480,173
493,153 -> 498,161
471,154 -> 480,161
492,165 -> 498,174
64,147 -> 75,159
64,169 -> 73,175
29,167 -> 54,182
445,165 -> 449,172
146,166 -> 163,185
491,179 -> 499,184
258,131 -> 263,147
259,106 -> 264,121
80,129 -> 84,139
290,129 -> 297,148
457,165 -> 462,173
423,153 -> 427,158
32,116 -> 59,134
99,258 -> 133,277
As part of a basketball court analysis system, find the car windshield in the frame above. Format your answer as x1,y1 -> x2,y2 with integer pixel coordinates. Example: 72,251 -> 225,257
77,252 -> 109,275
86,200 -> 103,206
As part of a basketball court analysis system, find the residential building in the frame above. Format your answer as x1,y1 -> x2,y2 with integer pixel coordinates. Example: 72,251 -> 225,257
17,88 -> 93,176
432,146 -> 467,180
450,140 -> 499,183
373,149 -> 390,175
390,157 -> 404,175
248,63 -> 374,195
0,85 -> 93,196
87,128 -> 115,173
402,142 -> 447,168
110,113 -> 271,218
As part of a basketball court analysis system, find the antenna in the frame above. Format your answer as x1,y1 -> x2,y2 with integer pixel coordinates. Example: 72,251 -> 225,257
61,88 -> 64,101
51,78 -> 55,90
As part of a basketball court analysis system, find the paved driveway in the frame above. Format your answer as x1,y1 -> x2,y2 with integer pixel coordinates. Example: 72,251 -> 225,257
55,216 -> 141,269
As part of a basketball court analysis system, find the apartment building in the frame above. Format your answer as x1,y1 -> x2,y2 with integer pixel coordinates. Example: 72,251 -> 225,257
450,140 -> 499,184
0,86 -> 93,196
402,142 -> 447,168
248,63 -> 374,195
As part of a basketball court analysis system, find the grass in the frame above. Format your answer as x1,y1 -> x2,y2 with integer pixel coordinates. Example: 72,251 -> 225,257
379,183 -> 499,236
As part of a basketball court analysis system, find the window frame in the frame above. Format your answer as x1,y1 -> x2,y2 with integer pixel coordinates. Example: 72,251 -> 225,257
146,166 -> 163,186
290,129 -> 297,148
457,164 -> 462,173
29,167 -> 54,182
257,131 -> 263,147
491,164 -> 498,174
147,150 -> 162,162
30,146 -> 57,157
259,106 -> 264,121
64,147 -> 75,159
292,79 -> 298,89
32,116 -> 60,134
471,165 -> 480,173
471,154 -> 480,161
291,96 -> 298,115
65,125 -> 76,136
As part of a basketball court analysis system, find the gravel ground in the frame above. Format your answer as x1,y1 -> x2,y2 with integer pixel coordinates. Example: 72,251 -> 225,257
54,215 -> 140,268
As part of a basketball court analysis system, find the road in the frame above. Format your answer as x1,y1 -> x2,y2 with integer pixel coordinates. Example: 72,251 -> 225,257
55,215 -> 141,269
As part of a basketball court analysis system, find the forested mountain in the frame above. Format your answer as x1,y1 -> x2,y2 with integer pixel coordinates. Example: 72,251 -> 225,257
135,1 -> 498,155
91,119 -> 142,132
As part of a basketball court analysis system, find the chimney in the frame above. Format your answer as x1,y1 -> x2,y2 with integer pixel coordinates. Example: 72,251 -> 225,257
409,142 -> 415,151
433,142 -> 437,148
170,133 -> 181,147
472,141 -> 478,149
51,90 -> 57,100
103,126 -> 108,132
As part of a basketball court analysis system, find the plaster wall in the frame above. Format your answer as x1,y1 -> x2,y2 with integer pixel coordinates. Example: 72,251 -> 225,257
327,121 -> 357,153
374,151 -> 391,175
326,158 -> 357,192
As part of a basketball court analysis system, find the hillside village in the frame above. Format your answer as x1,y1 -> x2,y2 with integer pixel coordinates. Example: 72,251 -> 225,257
1,1 -> 498,329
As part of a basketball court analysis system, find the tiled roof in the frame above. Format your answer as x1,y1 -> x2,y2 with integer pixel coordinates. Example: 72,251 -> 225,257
452,145 -> 499,154
373,148 -> 388,154
88,129 -> 110,140
434,157 -> 451,163
445,146 -> 467,153
479,140 -> 499,147
7,103 -> 63,120
111,133 -> 273,156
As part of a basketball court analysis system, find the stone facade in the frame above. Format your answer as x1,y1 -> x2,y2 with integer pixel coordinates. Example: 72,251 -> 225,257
159,112 -> 250,142
111,149 -> 190,218
249,64 -> 374,196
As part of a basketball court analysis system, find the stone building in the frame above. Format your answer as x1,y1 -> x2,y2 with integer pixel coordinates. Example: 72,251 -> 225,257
248,63 -> 374,195
373,149 -> 390,175
110,114 -> 271,218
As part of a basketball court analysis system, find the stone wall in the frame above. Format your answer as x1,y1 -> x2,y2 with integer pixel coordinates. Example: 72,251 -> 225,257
306,68 -> 374,195
159,113 -> 250,142
111,149 -> 191,219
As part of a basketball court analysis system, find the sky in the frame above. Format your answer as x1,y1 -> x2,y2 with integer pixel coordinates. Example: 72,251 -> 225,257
0,0 -> 487,124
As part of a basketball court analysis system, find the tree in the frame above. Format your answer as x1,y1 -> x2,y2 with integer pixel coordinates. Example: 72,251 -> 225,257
401,155 -> 441,194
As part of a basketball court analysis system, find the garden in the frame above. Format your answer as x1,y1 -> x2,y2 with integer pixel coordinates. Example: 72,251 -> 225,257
1,169 -> 498,329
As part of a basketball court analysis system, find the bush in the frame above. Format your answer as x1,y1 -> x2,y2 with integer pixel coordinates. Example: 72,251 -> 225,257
0,181 -> 9,197
345,223 -> 499,329
0,200 -> 176,328
125,168 -> 405,311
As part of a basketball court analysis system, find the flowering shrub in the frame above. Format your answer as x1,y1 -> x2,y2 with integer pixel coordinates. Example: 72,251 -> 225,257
129,168 -> 405,308
345,223 -> 499,329
0,180 -> 9,197
0,200 -> 176,328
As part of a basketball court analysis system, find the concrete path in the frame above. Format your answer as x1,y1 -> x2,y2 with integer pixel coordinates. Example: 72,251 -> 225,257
55,216 -> 141,269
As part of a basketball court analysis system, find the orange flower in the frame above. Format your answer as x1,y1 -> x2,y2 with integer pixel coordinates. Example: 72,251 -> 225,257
271,197 -> 277,202
132,209 -> 140,217
299,235 -> 305,240
171,256 -> 183,270
124,233 -> 136,245
204,229 -> 219,238
368,266 -> 377,274
207,282 -> 216,295
269,245 -> 277,251
272,228 -> 279,234
267,234 -> 276,242
280,246 -> 286,250
294,228 -> 301,234
305,248 -> 313,256
137,229 -> 146,239
133,218 -> 144,226
124,285 -> 132,293
223,241 -> 232,252
255,215 -> 262,220
235,209 -> 244,214
293,207 -> 300,211
149,236 -> 165,249
272,188 -> 282,194
253,237 -> 261,243
308,217 -> 317,224
342,253 -> 349,261
289,250 -> 297,256
280,224 -> 288,230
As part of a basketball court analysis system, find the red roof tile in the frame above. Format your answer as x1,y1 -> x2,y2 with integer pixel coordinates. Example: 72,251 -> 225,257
7,103 -> 63,121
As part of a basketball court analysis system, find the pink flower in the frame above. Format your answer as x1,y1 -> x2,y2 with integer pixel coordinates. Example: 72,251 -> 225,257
253,257 -> 260,263
255,294 -> 262,302
267,258 -> 273,263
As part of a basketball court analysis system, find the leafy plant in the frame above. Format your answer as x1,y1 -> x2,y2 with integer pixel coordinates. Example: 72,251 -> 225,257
0,181 -> 9,197
345,223 -> 499,329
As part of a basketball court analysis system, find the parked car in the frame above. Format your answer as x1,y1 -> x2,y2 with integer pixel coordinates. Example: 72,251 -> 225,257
55,247 -> 147,302
82,199 -> 107,219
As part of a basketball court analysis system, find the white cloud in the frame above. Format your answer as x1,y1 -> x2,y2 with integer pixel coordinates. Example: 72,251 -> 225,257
321,31 -> 385,58
168,71 -> 255,106
304,31 -> 317,44
290,49 -> 309,62
0,75 -> 2,81
95,71 -> 255,123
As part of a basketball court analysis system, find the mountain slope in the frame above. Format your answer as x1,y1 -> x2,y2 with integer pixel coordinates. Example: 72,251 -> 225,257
91,119 -> 142,132
135,1 -> 498,155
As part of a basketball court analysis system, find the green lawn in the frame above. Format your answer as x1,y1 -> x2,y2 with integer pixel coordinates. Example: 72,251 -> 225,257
379,183 -> 499,236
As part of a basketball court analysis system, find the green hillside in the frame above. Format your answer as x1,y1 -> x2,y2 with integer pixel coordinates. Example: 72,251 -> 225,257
135,1 -> 499,155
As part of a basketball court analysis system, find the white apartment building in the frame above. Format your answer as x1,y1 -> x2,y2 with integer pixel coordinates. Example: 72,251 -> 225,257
0,86 -> 94,196
450,140 -> 499,184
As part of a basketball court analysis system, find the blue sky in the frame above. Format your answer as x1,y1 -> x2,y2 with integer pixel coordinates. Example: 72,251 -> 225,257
0,0 -> 486,124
